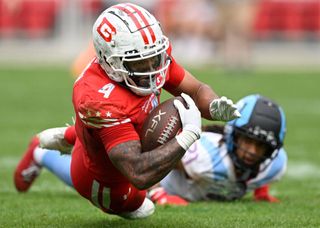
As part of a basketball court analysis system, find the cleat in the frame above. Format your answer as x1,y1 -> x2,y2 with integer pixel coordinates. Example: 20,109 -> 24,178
119,198 -> 155,219
14,137 -> 42,192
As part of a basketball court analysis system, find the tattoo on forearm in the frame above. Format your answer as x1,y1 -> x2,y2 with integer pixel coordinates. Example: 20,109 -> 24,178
109,139 -> 185,188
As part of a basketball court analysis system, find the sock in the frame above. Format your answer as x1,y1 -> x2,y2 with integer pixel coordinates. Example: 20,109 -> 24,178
34,147 -> 47,165
35,148 -> 73,187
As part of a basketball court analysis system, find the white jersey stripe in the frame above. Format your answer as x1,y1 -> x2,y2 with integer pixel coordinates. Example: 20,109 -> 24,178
102,187 -> 111,210
91,180 -> 101,208
86,117 -> 121,123
80,117 -> 132,128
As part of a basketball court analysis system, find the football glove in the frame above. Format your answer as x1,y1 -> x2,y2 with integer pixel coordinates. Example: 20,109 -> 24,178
209,96 -> 241,121
149,187 -> 189,206
174,93 -> 201,151
254,185 -> 280,203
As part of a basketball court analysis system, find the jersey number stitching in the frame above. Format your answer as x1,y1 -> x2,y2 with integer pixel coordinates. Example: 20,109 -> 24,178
99,83 -> 115,98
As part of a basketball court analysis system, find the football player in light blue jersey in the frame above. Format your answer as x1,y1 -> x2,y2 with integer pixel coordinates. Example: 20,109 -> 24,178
150,94 -> 287,204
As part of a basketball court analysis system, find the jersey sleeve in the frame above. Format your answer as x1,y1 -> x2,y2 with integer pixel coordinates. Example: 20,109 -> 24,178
163,44 -> 185,91
76,95 -> 140,152
77,98 -> 130,129
99,123 -> 140,152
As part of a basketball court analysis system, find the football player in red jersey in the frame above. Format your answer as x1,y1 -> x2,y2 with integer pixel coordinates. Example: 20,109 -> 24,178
14,3 -> 240,219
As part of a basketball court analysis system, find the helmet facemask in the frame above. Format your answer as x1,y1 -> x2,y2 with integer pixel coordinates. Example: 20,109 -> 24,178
123,49 -> 171,96
232,129 -> 275,167
104,36 -> 170,96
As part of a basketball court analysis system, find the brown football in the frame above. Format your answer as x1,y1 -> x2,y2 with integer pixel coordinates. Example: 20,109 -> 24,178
139,96 -> 185,152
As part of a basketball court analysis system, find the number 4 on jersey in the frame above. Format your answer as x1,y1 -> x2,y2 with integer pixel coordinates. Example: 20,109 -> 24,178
99,83 -> 115,98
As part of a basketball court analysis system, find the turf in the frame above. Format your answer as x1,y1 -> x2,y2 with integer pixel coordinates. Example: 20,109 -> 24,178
0,66 -> 319,227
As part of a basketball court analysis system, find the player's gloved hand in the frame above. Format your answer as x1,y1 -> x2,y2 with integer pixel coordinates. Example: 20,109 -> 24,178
254,185 -> 280,203
174,93 -> 201,150
38,127 -> 73,154
149,187 -> 189,206
209,96 -> 241,121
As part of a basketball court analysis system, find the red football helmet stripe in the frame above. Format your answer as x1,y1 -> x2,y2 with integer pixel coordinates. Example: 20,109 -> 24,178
113,5 -> 149,44
125,3 -> 156,43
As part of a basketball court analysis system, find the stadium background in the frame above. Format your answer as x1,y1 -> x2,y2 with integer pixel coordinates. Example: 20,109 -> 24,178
0,0 -> 319,227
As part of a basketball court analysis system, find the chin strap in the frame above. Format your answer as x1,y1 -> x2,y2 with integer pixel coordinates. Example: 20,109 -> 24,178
149,74 -> 160,96
152,89 -> 160,96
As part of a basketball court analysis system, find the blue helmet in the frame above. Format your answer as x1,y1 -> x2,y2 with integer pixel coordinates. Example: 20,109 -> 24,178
224,94 -> 286,170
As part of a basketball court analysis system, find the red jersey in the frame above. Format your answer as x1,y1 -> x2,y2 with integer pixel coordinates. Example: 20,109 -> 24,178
72,52 -> 185,184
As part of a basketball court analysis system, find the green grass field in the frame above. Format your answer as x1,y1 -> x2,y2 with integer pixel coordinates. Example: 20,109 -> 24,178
0,66 -> 319,227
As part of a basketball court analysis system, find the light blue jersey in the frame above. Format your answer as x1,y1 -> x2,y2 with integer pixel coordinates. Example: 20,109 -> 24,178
161,132 -> 287,201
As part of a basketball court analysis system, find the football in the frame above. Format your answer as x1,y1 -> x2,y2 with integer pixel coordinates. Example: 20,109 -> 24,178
140,96 -> 185,152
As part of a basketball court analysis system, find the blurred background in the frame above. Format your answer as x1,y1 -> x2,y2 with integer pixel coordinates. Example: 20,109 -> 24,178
1,1 -> 320,226
0,0 -> 320,68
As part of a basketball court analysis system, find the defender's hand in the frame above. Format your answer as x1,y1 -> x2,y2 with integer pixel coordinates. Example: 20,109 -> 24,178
254,194 -> 280,203
149,187 -> 189,206
254,185 -> 280,203
209,96 -> 241,121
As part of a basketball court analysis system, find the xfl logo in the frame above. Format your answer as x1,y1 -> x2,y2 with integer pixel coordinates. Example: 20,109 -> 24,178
97,18 -> 116,42
144,110 -> 166,138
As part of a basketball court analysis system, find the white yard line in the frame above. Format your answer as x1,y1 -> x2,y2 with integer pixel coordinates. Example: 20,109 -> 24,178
286,161 -> 320,179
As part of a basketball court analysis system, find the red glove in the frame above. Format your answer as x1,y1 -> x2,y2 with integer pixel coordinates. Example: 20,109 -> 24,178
254,185 -> 280,203
149,187 -> 189,206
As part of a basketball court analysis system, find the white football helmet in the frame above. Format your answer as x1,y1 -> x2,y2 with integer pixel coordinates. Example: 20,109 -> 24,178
92,3 -> 171,96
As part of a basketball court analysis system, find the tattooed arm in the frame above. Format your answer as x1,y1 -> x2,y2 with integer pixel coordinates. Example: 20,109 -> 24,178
109,93 -> 202,190
108,139 -> 185,190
